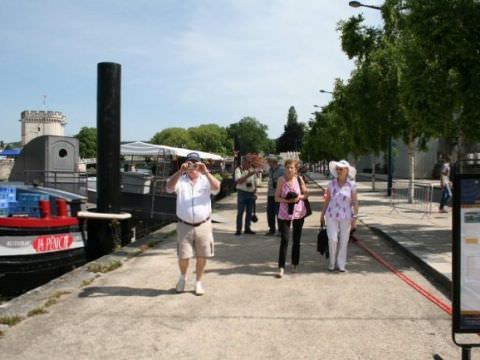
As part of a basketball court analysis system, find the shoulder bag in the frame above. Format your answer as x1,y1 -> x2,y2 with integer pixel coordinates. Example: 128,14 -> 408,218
298,176 -> 312,217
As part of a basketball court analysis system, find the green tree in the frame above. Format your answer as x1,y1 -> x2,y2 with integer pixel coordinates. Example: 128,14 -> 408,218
227,117 -> 271,155
276,106 -> 305,152
74,127 -> 97,158
151,128 -> 198,149
188,124 -> 232,155
398,0 -> 480,158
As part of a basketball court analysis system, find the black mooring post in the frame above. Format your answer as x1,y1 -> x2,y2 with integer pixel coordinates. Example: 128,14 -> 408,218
97,62 -> 121,214
462,347 -> 471,360
87,62 -> 122,258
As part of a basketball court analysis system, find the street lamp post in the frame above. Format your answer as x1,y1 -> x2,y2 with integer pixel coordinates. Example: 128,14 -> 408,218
348,1 -> 382,10
348,0 -> 393,196
319,89 -> 333,94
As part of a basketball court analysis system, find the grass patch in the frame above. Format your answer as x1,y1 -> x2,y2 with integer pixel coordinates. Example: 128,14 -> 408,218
127,249 -> 143,258
163,229 -> 176,238
44,298 -> 58,308
87,260 -> 122,273
27,307 -> 48,317
0,315 -> 23,326
80,277 -> 96,288
44,290 -> 71,308
147,239 -> 161,248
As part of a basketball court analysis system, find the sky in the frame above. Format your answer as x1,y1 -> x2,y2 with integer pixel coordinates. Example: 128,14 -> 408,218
0,0 -> 383,143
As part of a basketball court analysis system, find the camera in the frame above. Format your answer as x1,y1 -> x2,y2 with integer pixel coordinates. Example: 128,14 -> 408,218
187,162 -> 197,170
285,191 -> 298,214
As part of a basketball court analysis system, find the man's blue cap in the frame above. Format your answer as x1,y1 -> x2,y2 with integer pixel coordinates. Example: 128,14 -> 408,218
186,152 -> 201,162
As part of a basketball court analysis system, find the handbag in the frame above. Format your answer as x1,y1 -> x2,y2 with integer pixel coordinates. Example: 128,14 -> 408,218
317,226 -> 329,258
298,176 -> 312,217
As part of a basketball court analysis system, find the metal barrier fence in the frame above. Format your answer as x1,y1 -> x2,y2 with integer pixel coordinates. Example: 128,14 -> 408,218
390,180 -> 434,218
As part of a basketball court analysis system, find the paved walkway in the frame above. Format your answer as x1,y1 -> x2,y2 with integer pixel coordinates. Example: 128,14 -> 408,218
0,176 -> 463,359
307,172 -> 452,289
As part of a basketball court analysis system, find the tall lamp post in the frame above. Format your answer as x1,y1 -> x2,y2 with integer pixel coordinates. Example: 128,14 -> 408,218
319,89 -> 333,94
348,0 -> 393,196
348,1 -> 382,10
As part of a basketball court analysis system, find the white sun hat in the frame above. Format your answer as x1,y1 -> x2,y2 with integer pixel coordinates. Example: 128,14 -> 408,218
328,159 -> 357,179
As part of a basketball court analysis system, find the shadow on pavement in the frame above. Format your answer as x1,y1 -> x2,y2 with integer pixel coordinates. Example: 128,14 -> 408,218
78,286 -> 177,298
206,226 -> 399,277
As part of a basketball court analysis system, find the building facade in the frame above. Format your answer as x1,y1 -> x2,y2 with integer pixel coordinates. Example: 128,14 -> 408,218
20,110 -> 67,145
355,138 -> 480,179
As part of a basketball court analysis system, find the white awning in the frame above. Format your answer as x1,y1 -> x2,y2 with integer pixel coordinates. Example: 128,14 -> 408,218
121,141 -> 224,161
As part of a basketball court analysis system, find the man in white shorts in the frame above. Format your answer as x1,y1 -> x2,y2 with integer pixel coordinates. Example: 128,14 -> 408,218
166,152 -> 220,295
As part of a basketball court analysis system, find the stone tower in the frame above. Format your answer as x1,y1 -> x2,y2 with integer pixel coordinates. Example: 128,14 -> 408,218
20,110 -> 67,145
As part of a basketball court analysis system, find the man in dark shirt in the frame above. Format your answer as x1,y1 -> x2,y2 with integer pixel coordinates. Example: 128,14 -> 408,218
265,155 -> 284,236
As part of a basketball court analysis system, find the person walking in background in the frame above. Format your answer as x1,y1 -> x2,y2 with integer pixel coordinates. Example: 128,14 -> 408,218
265,155 -> 284,236
275,159 -> 309,278
234,157 -> 258,235
320,160 -> 358,272
439,155 -> 452,213
166,152 -> 220,296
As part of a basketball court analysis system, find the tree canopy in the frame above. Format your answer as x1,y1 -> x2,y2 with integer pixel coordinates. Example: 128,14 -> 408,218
74,127 -> 97,158
188,124 -> 232,155
302,0 -> 480,164
277,106 -> 305,153
151,127 -> 198,149
226,117 -> 273,155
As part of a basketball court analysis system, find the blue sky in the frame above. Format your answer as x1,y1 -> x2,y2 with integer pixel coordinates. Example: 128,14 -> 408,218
0,0 -> 383,143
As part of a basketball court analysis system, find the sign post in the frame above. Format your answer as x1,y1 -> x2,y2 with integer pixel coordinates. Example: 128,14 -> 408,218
452,159 -> 480,359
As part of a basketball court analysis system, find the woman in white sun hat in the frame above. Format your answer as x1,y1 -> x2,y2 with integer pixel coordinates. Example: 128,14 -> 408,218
320,160 -> 359,272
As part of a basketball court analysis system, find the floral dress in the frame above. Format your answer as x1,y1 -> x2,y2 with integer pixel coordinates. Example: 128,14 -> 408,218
325,178 -> 356,221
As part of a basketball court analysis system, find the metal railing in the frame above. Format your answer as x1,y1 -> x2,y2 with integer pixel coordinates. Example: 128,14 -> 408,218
22,170 -> 89,197
390,179 -> 434,218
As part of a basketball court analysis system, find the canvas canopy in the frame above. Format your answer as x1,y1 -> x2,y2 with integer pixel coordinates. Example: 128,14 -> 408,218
120,141 -> 224,161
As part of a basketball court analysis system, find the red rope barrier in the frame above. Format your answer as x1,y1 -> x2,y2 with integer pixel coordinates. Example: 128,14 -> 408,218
353,236 -> 452,315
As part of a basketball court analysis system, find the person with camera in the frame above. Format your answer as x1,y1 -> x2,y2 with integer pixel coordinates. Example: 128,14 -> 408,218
166,152 -> 221,296
320,160 -> 358,273
265,155 -> 285,236
234,158 -> 258,235
274,159 -> 309,278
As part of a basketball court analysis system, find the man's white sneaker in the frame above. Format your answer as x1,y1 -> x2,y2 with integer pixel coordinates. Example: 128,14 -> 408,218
176,278 -> 186,293
195,283 -> 205,296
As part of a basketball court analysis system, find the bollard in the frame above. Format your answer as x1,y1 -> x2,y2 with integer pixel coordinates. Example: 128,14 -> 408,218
56,198 -> 68,217
86,62 -> 123,259
97,62 -> 121,215
39,200 -> 51,219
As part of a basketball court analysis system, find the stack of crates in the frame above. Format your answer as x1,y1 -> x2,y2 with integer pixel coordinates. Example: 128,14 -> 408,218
16,193 -> 49,218
0,186 -> 17,217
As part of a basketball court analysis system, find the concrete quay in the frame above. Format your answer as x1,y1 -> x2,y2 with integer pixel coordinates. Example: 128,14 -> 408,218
0,177 -> 466,359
